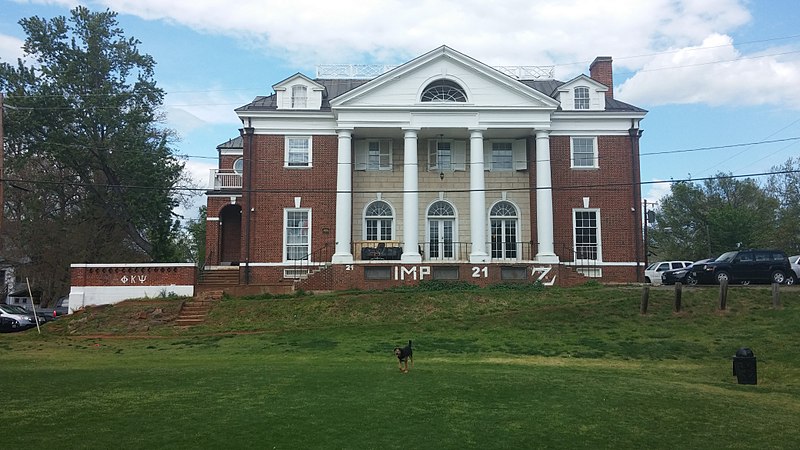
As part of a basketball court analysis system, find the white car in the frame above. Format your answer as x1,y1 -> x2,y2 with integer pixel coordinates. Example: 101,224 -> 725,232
644,260 -> 694,285
789,255 -> 800,281
0,303 -> 39,330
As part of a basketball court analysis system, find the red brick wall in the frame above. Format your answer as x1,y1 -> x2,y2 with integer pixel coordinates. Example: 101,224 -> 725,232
71,265 -> 196,287
241,134 -> 338,271
532,134 -> 642,282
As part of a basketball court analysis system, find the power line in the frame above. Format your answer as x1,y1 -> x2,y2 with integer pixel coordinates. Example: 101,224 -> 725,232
3,169 -> 798,196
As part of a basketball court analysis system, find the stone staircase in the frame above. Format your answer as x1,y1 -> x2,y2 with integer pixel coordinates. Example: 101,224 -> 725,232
175,290 -> 223,327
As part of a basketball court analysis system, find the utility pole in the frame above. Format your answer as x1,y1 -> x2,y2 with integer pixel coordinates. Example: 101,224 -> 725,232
0,92 -> 5,239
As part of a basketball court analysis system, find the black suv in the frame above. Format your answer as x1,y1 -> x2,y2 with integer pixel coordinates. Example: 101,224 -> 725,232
691,249 -> 794,285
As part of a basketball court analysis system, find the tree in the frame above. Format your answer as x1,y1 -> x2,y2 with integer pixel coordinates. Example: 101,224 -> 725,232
0,7 -> 193,303
764,157 -> 800,255
649,174 -> 779,261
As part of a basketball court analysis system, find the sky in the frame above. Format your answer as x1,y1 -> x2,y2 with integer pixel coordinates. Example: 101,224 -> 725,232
1,0 -> 799,221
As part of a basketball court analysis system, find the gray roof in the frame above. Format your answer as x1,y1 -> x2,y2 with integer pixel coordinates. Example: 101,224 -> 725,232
216,136 -> 243,150
234,76 -> 646,113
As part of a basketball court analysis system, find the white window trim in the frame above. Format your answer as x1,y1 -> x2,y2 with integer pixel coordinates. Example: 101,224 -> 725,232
285,136 -> 312,168
362,200 -> 396,240
232,157 -> 243,174
570,136 -> 598,169
574,86 -> 590,110
425,200 -> 459,260
283,208 -> 312,263
487,200 -> 521,260
573,208 -> 602,263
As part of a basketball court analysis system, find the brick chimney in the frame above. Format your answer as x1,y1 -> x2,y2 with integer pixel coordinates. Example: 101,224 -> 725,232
589,56 -> 613,100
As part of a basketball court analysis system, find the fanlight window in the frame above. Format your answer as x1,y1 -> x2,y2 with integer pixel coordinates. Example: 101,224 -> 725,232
366,201 -> 392,217
421,79 -> 467,102
490,201 -> 517,217
428,201 -> 455,216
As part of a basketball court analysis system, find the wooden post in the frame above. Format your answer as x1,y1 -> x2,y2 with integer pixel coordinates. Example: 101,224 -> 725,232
719,279 -> 728,310
772,283 -> 781,309
674,282 -> 682,313
640,285 -> 649,315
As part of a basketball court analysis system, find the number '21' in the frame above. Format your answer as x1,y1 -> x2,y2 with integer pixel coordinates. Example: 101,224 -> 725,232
472,266 -> 488,278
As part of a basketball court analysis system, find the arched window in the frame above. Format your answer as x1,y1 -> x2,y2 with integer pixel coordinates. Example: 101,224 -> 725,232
427,201 -> 456,259
364,201 -> 393,241
490,201 -> 518,259
421,79 -> 467,102
232,157 -> 243,174
574,86 -> 589,110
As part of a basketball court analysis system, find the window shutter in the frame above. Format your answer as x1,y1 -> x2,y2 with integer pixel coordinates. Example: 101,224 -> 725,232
354,140 -> 367,171
383,140 -> 394,171
428,140 -> 438,170
513,139 -> 527,170
453,140 -> 467,171
483,141 -> 492,171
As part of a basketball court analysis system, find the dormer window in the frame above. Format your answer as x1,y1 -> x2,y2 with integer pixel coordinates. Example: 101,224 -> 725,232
291,85 -> 307,108
574,87 -> 589,110
421,79 -> 467,102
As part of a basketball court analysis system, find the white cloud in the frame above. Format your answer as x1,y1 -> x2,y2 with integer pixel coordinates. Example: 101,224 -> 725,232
163,86 -> 245,136
643,180 -> 672,206
174,158 -> 217,221
11,0 -> 799,111
616,34 -> 800,109
0,33 -> 25,63
86,0 -> 753,70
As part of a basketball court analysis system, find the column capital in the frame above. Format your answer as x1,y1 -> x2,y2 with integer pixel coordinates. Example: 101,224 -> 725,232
336,128 -> 353,137
402,128 -> 420,138
468,127 -> 487,135
534,129 -> 550,138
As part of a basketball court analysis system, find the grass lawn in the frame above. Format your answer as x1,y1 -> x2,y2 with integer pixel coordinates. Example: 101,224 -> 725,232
2,282 -> 799,449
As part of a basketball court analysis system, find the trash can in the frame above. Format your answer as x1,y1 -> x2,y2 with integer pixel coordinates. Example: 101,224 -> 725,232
732,347 -> 757,385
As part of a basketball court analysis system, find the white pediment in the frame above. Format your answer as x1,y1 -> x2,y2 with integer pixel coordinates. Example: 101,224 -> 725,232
330,46 -> 559,110
557,75 -> 608,111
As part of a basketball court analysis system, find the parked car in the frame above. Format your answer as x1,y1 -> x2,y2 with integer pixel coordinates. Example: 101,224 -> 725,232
0,303 -> 39,330
661,258 -> 715,285
690,249 -> 793,285
0,316 -> 21,333
789,255 -> 800,280
644,260 -> 694,285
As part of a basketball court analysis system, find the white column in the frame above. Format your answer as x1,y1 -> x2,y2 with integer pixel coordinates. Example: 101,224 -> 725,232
535,130 -> 559,262
469,129 -> 489,263
401,129 -> 422,263
332,129 -> 354,263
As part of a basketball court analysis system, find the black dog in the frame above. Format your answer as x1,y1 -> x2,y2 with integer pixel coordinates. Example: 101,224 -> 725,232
394,340 -> 413,373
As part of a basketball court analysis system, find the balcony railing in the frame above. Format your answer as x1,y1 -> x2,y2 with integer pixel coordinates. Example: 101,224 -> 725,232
352,241 -> 540,262
209,169 -> 242,190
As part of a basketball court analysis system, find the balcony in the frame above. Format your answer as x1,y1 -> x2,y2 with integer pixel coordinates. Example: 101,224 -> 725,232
209,169 -> 242,191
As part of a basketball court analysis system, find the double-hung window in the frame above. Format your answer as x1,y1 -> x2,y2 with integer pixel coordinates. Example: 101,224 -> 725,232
574,209 -> 600,261
291,85 -> 307,108
285,209 -> 310,261
491,142 -> 513,171
432,140 -> 452,171
571,137 -> 597,169
367,140 -> 392,171
286,137 -> 311,167
574,87 -> 589,110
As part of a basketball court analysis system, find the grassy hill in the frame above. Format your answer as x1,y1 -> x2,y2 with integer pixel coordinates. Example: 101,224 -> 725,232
3,282 -> 800,448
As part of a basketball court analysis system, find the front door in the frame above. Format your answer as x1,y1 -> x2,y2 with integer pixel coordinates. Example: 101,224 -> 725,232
220,204 -> 242,264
